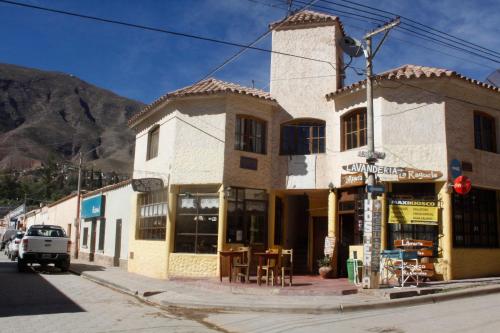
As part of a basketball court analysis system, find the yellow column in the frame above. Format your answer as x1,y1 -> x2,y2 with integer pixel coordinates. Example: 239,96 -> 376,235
216,186 -> 227,277
440,182 -> 453,281
127,192 -> 138,273
328,190 -> 339,276
165,186 -> 178,278
268,190 -> 276,248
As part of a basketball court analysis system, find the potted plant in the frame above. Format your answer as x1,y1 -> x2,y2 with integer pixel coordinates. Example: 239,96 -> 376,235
317,256 -> 333,279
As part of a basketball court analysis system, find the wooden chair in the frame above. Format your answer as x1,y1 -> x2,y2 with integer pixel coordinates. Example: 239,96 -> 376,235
260,248 -> 281,286
232,246 -> 251,283
280,249 -> 293,287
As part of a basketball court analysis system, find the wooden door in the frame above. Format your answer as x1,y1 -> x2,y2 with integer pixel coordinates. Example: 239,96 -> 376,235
114,219 -> 122,267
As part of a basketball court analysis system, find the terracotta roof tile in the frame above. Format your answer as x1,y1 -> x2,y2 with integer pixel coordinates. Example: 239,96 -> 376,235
270,10 -> 346,35
129,78 -> 275,126
326,64 -> 500,98
82,179 -> 132,198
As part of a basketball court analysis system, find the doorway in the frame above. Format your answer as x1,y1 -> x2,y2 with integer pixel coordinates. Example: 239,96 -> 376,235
114,219 -> 122,267
285,194 -> 309,274
312,216 -> 328,273
337,214 -> 355,277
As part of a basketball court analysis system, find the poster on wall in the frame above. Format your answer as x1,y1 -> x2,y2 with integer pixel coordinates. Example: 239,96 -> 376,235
388,199 -> 438,225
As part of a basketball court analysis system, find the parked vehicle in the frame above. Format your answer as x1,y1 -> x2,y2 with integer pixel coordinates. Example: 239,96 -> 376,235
7,232 -> 25,261
1,229 -> 17,251
17,225 -> 71,272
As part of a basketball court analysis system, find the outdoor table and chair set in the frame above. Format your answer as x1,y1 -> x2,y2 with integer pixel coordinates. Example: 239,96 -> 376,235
379,239 -> 436,287
219,247 -> 293,287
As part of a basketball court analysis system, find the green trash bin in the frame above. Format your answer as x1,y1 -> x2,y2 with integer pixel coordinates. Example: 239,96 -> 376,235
347,259 -> 362,284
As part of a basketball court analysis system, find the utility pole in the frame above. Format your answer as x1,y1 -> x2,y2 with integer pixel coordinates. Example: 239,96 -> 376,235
362,18 -> 400,289
74,151 -> 82,259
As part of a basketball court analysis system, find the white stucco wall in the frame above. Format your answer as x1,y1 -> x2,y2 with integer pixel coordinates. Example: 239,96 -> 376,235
331,80 -> 449,186
444,80 -> 500,189
132,97 -> 226,185
99,184 -> 133,262
269,23 -> 343,190
48,195 -> 78,245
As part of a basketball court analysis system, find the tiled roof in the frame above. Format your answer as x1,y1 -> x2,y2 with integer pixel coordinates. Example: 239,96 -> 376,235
269,10 -> 346,35
48,193 -> 77,207
326,64 -> 500,98
82,179 -> 132,198
128,78 -> 275,126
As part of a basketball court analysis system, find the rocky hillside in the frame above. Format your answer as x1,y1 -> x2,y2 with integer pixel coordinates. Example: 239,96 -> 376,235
0,63 -> 144,173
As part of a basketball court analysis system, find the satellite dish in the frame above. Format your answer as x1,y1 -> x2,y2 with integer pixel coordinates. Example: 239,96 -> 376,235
339,36 -> 364,58
485,69 -> 500,88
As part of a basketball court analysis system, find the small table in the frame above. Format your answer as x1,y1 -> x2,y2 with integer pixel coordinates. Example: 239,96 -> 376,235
219,250 -> 245,282
254,252 -> 280,286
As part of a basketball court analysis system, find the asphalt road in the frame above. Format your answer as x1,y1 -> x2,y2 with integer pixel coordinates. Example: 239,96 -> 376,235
0,253 -> 220,333
205,292 -> 500,333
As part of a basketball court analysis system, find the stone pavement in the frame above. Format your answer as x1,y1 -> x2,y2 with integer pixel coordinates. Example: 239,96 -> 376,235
69,260 -> 500,314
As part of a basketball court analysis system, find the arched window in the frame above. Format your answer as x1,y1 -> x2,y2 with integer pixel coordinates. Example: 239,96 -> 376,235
235,115 -> 267,154
341,108 -> 366,151
280,119 -> 325,155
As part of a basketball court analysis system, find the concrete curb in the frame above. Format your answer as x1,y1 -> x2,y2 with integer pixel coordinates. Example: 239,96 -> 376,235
69,267 -> 500,314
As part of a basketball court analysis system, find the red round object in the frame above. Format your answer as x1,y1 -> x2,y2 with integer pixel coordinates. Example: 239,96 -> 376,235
454,175 -> 471,195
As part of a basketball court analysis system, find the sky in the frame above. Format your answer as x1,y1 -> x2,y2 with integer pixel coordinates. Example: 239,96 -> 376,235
1,0 -> 499,104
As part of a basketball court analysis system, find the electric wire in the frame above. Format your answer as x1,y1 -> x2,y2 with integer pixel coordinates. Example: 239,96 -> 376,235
0,0 -> 334,67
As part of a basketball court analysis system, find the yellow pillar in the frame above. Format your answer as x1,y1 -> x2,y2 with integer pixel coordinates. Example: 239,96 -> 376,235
328,190 -> 339,276
268,190 -> 276,248
440,182 -> 453,281
165,186 -> 178,278
216,186 -> 227,277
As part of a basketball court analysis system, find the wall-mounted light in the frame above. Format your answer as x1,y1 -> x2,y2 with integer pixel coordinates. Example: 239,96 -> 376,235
224,186 -> 232,199
328,182 -> 335,193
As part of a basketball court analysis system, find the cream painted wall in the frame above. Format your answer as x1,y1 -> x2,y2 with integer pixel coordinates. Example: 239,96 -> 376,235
48,195 -> 78,253
270,23 -> 343,190
223,95 -> 275,190
444,81 -> 500,189
133,97 -> 226,185
331,81 -> 448,187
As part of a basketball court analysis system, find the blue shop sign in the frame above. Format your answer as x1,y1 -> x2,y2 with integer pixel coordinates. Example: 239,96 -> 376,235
450,159 -> 462,180
81,195 -> 104,219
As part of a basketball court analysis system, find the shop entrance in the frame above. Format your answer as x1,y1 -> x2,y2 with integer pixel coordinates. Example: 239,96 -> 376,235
338,214 -> 354,277
312,216 -> 328,272
284,194 -> 309,274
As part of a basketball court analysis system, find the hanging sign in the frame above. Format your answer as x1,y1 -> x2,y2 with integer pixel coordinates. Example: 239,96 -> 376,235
397,168 -> 443,181
132,178 -> 164,192
342,163 -> 403,175
341,172 -> 365,187
388,199 -> 438,225
450,159 -> 462,180
453,175 -> 471,195
324,236 -> 336,257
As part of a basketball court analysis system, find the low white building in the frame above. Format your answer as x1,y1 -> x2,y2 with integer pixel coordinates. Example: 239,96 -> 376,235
79,180 -> 132,268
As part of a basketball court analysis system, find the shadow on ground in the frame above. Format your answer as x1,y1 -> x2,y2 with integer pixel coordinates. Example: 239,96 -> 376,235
0,261 -> 85,317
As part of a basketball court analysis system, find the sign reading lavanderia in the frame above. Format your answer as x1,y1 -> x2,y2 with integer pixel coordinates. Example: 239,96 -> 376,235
388,199 -> 438,225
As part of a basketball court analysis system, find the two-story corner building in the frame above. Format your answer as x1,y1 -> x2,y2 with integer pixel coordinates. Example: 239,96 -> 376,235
126,10 -> 500,281
326,65 -> 500,280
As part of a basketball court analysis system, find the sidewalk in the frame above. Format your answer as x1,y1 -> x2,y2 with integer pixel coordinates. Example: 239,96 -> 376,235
69,260 -> 500,313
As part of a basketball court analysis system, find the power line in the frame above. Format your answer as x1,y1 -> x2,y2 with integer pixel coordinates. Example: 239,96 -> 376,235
333,0 -> 500,58
313,0 -> 500,61
0,0 -> 334,67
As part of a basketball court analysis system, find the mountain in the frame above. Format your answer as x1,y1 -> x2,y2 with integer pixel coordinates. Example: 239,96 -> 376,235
0,63 -> 144,173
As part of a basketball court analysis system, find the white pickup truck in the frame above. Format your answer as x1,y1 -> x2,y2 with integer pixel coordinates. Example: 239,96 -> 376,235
18,225 -> 71,272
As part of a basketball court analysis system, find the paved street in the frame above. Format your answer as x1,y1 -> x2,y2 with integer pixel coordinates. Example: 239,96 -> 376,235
205,293 -> 500,333
0,254 -> 220,333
